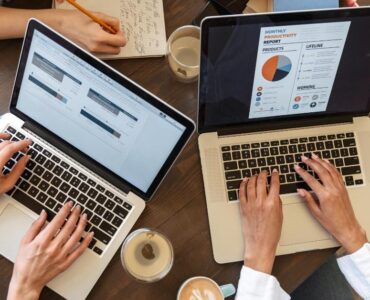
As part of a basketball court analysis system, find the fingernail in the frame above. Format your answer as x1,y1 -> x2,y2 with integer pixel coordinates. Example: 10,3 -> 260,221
82,213 -> 87,219
75,205 -> 81,211
312,153 -> 319,159
272,168 -> 278,173
68,201 -> 74,206
294,164 -> 301,170
243,177 -> 248,182
40,209 -> 46,216
297,189 -> 305,197
26,155 -> 31,160
301,155 -> 308,161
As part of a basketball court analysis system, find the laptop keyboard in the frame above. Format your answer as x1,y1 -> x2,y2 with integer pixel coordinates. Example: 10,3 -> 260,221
222,133 -> 363,201
2,126 -> 133,256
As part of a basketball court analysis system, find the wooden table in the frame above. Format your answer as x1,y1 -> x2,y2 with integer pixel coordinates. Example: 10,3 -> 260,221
0,1 -> 353,299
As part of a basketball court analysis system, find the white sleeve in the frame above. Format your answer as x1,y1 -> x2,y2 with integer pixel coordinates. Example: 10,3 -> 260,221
337,243 -> 370,299
235,266 -> 290,300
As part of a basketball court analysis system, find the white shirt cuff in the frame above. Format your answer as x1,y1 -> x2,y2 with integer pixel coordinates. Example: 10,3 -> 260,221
235,266 -> 290,300
337,242 -> 370,299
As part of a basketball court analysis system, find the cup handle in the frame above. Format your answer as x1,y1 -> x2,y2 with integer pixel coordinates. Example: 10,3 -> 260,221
220,284 -> 236,298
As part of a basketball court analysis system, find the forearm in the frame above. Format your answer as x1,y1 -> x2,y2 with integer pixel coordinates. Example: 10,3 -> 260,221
0,8 -> 65,39
7,278 -> 41,300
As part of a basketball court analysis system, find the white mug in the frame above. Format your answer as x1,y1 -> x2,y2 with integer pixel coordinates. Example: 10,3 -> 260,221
177,276 -> 236,300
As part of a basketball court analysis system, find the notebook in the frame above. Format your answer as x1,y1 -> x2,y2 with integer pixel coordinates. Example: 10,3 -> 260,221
55,0 -> 167,59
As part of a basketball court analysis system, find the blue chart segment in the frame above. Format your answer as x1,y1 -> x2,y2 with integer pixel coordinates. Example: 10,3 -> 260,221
262,55 -> 292,82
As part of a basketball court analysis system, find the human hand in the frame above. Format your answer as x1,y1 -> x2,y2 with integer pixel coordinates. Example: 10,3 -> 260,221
0,134 -> 31,194
59,10 -> 126,54
7,202 -> 94,300
239,170 -> 283,274
344,0 -> 359,7
295,154 -> 367,254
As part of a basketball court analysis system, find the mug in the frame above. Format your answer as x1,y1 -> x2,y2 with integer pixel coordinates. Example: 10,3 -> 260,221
177,276 -> 236,300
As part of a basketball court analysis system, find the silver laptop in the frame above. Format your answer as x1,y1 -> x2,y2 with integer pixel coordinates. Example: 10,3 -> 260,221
0,19 -> 194,299
198,8 -> 370,264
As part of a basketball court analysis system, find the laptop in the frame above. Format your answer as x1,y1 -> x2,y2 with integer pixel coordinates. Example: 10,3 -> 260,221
198,8 -> 370,263
0,19 -> 194,299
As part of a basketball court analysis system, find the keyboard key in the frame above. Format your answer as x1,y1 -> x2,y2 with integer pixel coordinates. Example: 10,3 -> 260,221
221,146 -> 231,152
45,198 -> 56,209
286,174 -> 295,183
19,180 -> 30,192
270,147 -> 279,155
280,140 -> 289,145
267,157 -> 276,165
35,154 -> 46,165
42,171 -> 53,182
280,165 -> 289,174
21,169 -> 32,180
96,194 -> 107,204
340,148 -> 349,157
16,132 -> 25,140
238,160 -> 247,169
222,152 -> 231,161
78,182 -> 89,193
349,148 -> 358,156
112,216 -> 123,227
105,190 -> 114,198
91,227 -> 111,245
344,157 -> 360,166
104,199 -> 115,210
28,186 -> 39,197
343,139 -> 356,147
341,166 -> 361,176
279,146 -> 288,155
84,209 -> 93,220
77,194 -> 88,205
232,151 -> 241,160
114,196 -> 123,205
28,149 -> 38,159
94,205 -> 105,216
7,126 -> 16,134
70,177 -> 81,188
44,160 -> 55,170
87,179 -> 96,186
251,150 -> 260,158
225,170 -> 241,181
6,160 -> 15,169
36,192 -> 48,203
70,167 -> 78,175
55,203 -> 63,212
101,221 -> 117,236
49,167 -> 62,180
241,144 -> 250,149
51,155 -> 61,163
91,215 -> 102,226
231,145 -> 241,151
34,144 -> 43,152
88,239 -> 97,249
93,247 -> 103,255
318,136 -> 327,141
224,161 -> 238,171
86,200 -> 97,210
279,175 -> 286,184
242,169 -> 251,178
226,180 -> 241,190
11,137 -> 19,142
276,156 -> 285,164
78,173 -> 87,181
113,206 -> 129,219
51,177 -> 62,188
42,149 -> 52,158
68,188 -> 79,199
242,150 -> 250,159
103,211 -> 114,222
39,181 -> 49,192
61,171 -> 72,182
26,160 -> 36,170
309,137 -> 317,142
88,188 -> 98,199
228,190 -> 238,201
335,158 -> 344,167
55,192 -> 67,203
47,186 -> 58,197
61,161 -> 69,169
34,165 -> 45,176
60,182 -> 71,193
248,159 -> 257,168
355,179 -> 364,185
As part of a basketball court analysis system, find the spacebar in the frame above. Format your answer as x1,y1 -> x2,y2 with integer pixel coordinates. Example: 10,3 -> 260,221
12,189 -> 56,222
280,182 -> 311,194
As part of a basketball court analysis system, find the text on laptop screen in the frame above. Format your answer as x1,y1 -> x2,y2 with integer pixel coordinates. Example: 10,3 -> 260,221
200,16 -> 370,129
16,30 -> 186,193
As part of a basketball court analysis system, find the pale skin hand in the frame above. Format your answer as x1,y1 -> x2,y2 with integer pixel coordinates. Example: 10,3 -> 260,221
296,154 -> 368,254
239,170 -> 283,274
0,7 -> 126,54
7,203 -> 94,300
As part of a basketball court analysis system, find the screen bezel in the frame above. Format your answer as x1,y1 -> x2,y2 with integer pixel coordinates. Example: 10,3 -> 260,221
198,7 -> 370,134
10,19 -> 195,201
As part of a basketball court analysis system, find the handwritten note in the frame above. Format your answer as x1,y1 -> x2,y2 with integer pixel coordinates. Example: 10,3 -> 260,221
55,0 -> 167,59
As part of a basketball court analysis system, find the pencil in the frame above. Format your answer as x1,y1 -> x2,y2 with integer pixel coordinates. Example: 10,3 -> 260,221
65,0 -> 117,34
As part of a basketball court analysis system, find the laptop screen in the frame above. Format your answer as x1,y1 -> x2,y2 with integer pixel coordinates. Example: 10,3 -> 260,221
13,25 -> 193,197
199,8 -> 370,133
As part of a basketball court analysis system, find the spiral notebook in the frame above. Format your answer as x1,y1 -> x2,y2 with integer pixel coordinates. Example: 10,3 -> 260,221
55,0 -> 167,60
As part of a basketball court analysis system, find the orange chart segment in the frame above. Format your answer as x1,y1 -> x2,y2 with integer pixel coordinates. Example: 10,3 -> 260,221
262,55 -> 292,82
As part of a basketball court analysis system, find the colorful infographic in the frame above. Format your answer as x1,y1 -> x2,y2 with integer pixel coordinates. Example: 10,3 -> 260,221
249,21 -> 351,119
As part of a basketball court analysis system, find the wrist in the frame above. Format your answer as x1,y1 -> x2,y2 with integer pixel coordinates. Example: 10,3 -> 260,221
244,252 -> 276,274
8,277 -> 41,300
340,228 -> 368,254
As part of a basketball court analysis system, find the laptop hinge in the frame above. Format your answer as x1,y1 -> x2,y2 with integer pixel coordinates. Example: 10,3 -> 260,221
217,115 -> 354,137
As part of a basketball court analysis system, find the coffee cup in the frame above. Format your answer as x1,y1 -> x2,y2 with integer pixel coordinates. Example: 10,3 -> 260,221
177,276 -> 236,300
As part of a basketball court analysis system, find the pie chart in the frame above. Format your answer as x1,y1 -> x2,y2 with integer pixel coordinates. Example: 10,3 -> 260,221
262,55 -> 292,82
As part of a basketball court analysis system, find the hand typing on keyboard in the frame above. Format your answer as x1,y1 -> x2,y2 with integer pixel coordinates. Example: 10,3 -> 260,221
7,202 -> 94,300
0,133 -> 31,194
296,154 -> 368,254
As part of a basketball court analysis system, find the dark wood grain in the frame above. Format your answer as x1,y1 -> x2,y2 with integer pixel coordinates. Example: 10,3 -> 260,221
0,1 -> 339,299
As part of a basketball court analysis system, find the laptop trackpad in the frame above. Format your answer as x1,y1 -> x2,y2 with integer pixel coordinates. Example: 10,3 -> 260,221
0,204 -> 35,261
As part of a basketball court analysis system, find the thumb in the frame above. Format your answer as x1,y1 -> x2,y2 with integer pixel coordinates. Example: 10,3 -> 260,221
297,189 -> 321,217
22,210 -> 47,244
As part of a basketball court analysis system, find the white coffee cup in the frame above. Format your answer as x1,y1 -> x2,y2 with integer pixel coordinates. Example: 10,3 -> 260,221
177,276 -> 236,300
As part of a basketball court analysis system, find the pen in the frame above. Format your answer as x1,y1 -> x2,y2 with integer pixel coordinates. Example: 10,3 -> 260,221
65,0 -> 117,34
